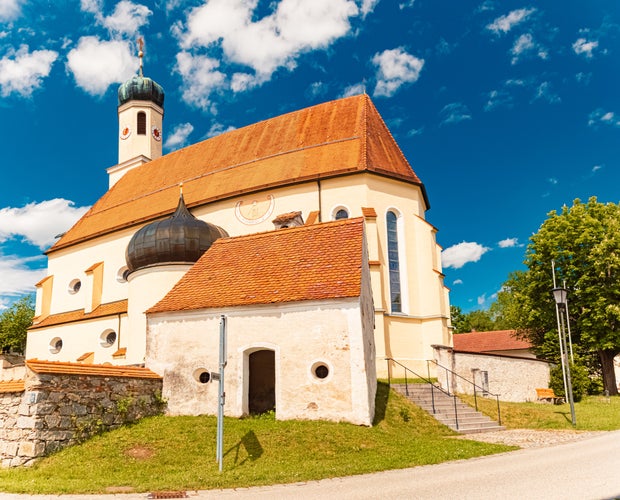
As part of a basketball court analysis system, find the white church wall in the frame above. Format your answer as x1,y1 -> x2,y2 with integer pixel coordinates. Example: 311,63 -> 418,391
45,229 -> 135,315
146,298 -> 376,426
26,315 -> 128,364
126,265 -> 192,364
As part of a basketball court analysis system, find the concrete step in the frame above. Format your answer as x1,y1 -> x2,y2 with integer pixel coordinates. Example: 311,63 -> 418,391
391,383 -> 505,434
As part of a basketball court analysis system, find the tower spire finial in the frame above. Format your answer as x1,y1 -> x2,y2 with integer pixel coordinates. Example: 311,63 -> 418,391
137,37 -> 144,77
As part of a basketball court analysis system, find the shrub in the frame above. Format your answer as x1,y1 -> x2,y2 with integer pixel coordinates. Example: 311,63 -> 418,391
549,362 -> 591,402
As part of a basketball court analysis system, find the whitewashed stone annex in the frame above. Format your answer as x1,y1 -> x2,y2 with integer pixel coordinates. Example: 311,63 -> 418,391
2,57 -> 451,432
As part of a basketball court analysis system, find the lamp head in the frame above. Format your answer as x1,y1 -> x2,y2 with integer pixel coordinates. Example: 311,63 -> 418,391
552,287 -> 568,306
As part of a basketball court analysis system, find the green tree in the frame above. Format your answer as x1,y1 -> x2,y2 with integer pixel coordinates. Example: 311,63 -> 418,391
0,295 -> 34,354
497,197 -> 620,395
450,305 -> 496,333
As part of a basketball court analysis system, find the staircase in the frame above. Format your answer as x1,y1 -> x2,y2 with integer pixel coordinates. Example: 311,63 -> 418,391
392,383 -> 505,434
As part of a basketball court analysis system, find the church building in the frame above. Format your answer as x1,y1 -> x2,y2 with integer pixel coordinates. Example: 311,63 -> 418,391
23,58 -> 451,425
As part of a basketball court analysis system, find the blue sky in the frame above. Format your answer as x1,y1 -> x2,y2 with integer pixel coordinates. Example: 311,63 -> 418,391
0,0 -> 618,313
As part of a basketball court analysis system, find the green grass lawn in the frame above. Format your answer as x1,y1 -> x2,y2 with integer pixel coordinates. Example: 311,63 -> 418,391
0,383 -> 513,495
460,393 -> 620,431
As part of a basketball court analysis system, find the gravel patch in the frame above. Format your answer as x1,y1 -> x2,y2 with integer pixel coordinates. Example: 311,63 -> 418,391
457,429 -> 606,448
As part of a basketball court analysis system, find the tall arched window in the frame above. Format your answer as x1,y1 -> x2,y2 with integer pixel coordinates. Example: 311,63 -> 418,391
386,211 -> 402,313
137,112 -> 146,135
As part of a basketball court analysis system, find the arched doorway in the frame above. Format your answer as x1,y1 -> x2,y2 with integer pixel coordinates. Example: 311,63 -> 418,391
248,350 -> 275,414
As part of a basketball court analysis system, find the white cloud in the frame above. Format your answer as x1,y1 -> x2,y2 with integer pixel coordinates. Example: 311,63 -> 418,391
399,1 -> 415,9
81,0 -> 151,37
372,47 -> 424,98
341,82 -> 366,97
102,1 -> 152,36
484,89 -> 513,111
205,122 -> 236,139
572,38 -> 598,58
533,81 -> 560,104
66,37 -> 136,95
0,254 -> 46,301
360,0 -> 379,17
498,238 -> 519,248
174,52 -> 226,111
452,279 -> 463,285
511,33 -> 547,64
0,0 -> 24,22
441,242 -> 490,269
175,0 -> 359,98
588,108 -> 620,128
486,8 -> 535,35
164,122 -> 194,150
0,45 -> 58,97
0,199 -> 90,250
592,164 -> 603,173
440,102 -> 472,125
548,177 -> 558,185
306,81 -> 328,98
172,0 -> 358,104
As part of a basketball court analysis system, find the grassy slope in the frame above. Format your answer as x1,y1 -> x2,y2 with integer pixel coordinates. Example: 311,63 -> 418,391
460,394 -> 620,431
0,383 -> 512,494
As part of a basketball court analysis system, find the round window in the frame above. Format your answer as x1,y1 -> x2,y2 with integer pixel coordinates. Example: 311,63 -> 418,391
68,279 -> 81,294
116,266 -> 130,283
335,209 -> 349,220
49,337 -> 63,354
100,329 -> 117,348
311,362 -> 331,380
193,368 -> 211,384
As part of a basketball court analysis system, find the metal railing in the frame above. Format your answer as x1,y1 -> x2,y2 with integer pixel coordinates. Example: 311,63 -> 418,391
427,359 -> 502,426
385,357 -> 461,430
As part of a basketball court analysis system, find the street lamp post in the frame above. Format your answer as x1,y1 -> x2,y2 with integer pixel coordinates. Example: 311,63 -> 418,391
552,286 -> 577,426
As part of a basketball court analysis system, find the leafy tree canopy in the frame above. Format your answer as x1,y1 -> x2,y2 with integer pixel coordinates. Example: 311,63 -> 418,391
492,197 -> 620,394
0,295 -> 34,354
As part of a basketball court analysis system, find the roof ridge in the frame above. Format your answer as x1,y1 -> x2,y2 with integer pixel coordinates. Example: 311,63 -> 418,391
215,217 -> 364,246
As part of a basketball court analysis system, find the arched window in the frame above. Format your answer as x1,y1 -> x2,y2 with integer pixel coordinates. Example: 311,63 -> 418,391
137,112 -> 146,135
386,211 -> 402,313
335,209 -> 349,220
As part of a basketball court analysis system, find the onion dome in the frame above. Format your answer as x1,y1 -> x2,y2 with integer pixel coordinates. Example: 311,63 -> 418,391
125,195 -> 228,273
118,75 -> 164,108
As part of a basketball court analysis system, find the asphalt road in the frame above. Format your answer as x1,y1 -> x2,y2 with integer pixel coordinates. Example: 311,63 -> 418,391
1,430 -> 619,499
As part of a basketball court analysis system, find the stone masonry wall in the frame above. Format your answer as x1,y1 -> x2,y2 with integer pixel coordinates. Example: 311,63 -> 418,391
0,369 -> 164,467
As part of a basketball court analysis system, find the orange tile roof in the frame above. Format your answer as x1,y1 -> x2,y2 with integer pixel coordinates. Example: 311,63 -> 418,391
0,380 -> 25,393
26,359 -> 161,379
50,94 -> 425,253
453,330 -> 533,353
29,300 -> 128,330
362,207 -> 377,218
112,347 -> 127,358
149,217 -> 365,314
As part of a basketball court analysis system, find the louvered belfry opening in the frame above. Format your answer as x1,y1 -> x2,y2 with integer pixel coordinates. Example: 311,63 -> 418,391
137,111 -> 146,135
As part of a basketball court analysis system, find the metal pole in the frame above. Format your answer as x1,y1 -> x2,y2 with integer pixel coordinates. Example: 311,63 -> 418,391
217,315 -> 227,472
552,262 -> 569,397
564,299 -> 575,363
561,307 -> 577,426
556,303 -> 569,398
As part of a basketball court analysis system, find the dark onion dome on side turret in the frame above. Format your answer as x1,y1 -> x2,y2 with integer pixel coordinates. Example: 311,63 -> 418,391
118,75 -> 164,108
125,194 -> 228,273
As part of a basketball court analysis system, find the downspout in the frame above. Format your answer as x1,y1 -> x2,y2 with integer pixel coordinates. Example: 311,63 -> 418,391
317,179 -> 322,222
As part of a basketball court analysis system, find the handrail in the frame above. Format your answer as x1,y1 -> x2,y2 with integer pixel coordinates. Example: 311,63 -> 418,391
428,359 -> 502,426
385,357 -> 460,430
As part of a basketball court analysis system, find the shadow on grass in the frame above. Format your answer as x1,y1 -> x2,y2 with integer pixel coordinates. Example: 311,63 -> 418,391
226,430 -> 264,466
373,381 -> 389,425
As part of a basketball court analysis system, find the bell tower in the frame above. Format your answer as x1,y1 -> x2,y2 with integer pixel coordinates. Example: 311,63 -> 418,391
108,39 -> 165,188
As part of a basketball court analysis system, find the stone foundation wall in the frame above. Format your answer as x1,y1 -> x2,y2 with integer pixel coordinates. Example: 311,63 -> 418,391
0,368 -> 164,467
0,390 -> 23,466
433,345 -> 550,402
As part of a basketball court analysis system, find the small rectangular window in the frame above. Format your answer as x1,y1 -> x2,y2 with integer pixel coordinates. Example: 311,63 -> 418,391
137,112 -> 146,135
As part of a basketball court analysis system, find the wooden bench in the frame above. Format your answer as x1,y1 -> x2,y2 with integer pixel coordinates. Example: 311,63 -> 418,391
535,388 -> 564,404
